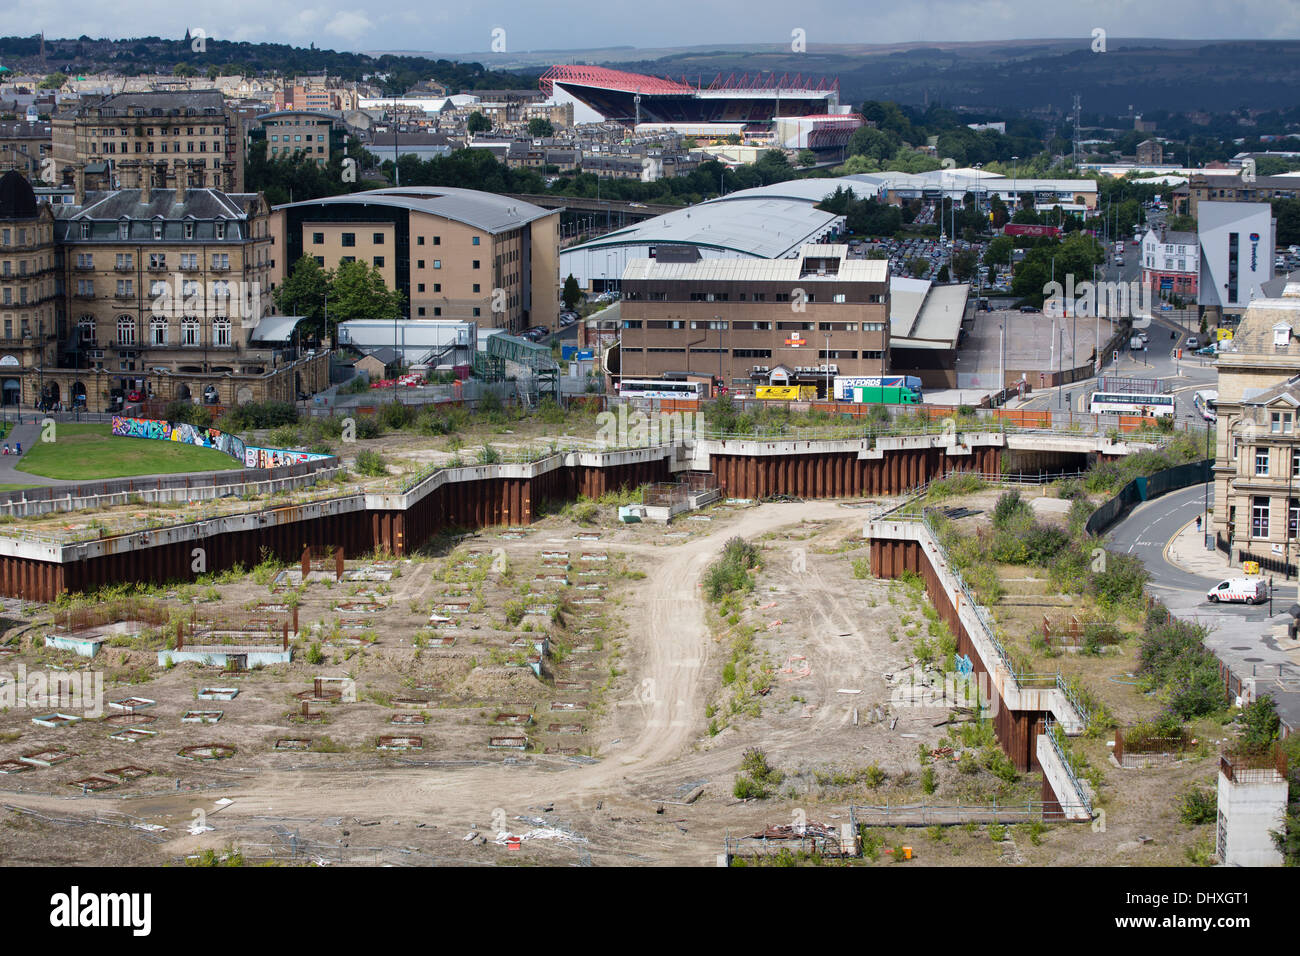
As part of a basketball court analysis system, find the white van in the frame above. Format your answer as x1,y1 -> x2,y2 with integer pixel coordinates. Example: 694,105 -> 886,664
1206,577 -> 1268,604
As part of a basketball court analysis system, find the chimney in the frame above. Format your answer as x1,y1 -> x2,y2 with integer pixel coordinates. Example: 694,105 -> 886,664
173,163 -> 185,206
73,163 -> 85,205
140,163 -> 151,204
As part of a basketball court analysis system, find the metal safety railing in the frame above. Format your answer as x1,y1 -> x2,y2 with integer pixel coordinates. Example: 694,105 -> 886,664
873,489 -> 1093,729
1042,719 -> 1094,816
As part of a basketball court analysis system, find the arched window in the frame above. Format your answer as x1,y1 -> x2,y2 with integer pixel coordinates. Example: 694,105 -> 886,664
213,318 -> 231,348
116,315 -> 135,346
78,315 -> 96,346
181,317 -> 199,347
150,316 -> 168,346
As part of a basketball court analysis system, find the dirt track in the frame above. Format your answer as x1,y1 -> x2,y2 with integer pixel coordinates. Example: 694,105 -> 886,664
4,502 -> 870,864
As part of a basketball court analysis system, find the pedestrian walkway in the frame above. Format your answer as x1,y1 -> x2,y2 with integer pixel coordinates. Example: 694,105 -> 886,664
1165,517 -> 1233,580
0,423 -> 58,487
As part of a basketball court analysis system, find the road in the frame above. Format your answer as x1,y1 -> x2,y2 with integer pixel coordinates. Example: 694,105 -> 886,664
1105,483 -> 1300,730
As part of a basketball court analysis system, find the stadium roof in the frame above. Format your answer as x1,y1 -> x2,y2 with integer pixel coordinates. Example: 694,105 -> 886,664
705,176 -> 884,205
274,186 -> 552,234
540,65 -> 694,97
564,196 -> 843,260
889,277 -> 967,349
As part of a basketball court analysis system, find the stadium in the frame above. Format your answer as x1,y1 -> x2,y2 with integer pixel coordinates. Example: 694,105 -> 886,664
538,65 -> 847,129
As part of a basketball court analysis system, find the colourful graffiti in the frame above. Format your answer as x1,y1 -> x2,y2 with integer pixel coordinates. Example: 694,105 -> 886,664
111,417 -> 329,470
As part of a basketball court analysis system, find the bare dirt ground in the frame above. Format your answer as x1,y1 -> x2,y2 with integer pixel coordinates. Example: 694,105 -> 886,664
0,494 -> 1221,867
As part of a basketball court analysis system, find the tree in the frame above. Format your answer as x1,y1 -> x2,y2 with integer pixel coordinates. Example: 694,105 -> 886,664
562,274 -> 582,311
847,126 -> 899,163
951,249 -> 978,282
723,133 -> 742,146
907,258 -> 928,278
206,65 -> 220,80
527,117 -> 554,138
1275,199 -> 1300,248
936,263 -> 951,283
984,235 -> 1014,267
38,72 -> 67,90
329,260 -> 405,324
466,111 -> 491,134
797,149 -> 817,167
273,256 -> 332,343
173,62 -> 198,77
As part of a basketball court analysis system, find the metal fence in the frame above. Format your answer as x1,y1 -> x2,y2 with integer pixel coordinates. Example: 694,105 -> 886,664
1084,459 -> 1212,537
849,800 -> 1071,826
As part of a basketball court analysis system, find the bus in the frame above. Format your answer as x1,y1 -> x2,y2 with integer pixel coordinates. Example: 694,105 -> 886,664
1088,391 -> 1176,417
1193,389 -> 1218,423
617,379 -> 709,400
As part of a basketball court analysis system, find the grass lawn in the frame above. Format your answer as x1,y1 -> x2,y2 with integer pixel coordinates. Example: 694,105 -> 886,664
15,424 -> 239,480
0,483 -> 41,492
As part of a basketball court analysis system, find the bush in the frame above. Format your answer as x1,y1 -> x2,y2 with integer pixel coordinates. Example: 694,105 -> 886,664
734,748 -> 784,799
354,416 -> 383,439
305,642 -> 324,665
921,766 -> 937,795
268,424 -> 300,448
703,538 -> 762,602
221,400 -> 298,430
992,490 -> 1030,529
379,402 -> 415,430
166,401 -> 213,427
1179,787 -> 1217,825
353,450 -> 388,477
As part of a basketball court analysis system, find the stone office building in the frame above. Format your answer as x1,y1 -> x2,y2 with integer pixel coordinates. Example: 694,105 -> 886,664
616,243 -> 890,392
0,167 -> 326,411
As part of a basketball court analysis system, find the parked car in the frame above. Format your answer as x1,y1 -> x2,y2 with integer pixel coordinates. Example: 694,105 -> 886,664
126,390 -> 144,403
1186,335 -> 1200,349
1019,305 -> 1040,313
203,385 -> 220,404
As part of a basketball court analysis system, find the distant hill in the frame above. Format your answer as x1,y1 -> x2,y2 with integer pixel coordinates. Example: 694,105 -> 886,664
391,37 -> 1300,115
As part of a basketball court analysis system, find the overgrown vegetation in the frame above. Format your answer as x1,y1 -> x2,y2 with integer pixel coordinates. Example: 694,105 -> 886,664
703,538 -> 762,603
733,748 -> 785,799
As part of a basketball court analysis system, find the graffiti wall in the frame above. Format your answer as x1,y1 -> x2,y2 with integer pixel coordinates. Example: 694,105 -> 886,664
243,445 -> 329,469
111,417 -> 329,470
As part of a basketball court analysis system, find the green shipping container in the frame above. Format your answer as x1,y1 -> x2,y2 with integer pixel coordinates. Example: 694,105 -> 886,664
852,386 -> 920,405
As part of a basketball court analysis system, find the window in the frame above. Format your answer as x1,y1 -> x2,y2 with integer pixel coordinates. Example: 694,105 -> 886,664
314,256 -> 325,266
77,253 -> 93,269
833,294 -> 847,303
433,307 -> 442,317
150,317 -> 167,345
417,283 -> 425,293
118,221 -> 130,240
433,236 -> 440,245
433,284 -> 441,293
433,260 -> 442,269
1252,496 -> 1270,538
1272,411 -> 1293,434
115,253 -> 132,270
417,236 -> 425,246
116,279 -> 133,297
181,253 -> 198,270
473,307 -> 481,317
152,221 -> 163,240
373,256 -> 384,268
472,260 -> 480,270
417,260 -> 425,269
472,284 -> 480,293
340,256 -> 355,264
117,316 -> 136,346
148,252 -> 165,270
77,279 -> 94,297
1256,449 -> 1270,477
214,319 -> 231,347
472,236 -> 480,246
312,232 -> 324,244
182,318 -> 199,347
341,233 -> 355,247
78,317 -> 96,345
417,307 -> 426,316
373,233 -> 385,245
183,222 -> 194,240
211,254 -> 229,270
1291,498 -> 1300,541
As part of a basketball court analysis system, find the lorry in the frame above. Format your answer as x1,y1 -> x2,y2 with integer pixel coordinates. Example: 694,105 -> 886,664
852,384 -> 922,405
755,385 -> 818,401
833,375 -> 923,402
1205,577 -> 1268,605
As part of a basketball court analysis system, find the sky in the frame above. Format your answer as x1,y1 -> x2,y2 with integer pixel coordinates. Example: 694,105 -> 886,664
3,0 -> 1298,55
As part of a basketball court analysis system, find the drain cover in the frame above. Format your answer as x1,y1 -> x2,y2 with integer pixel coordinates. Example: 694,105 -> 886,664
1243,657 -> 1264,663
